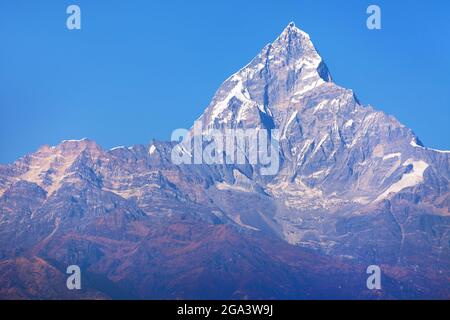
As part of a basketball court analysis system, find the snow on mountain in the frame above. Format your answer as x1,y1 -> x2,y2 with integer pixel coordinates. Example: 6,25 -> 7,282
184,22 -> 450,260
192,23 -> 449,210
198,22 -> 332,129
0,22 -> 449,299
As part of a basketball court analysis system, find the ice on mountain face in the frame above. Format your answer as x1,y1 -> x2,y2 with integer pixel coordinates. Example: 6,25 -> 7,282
344,119 -> 354,128
294,79 -> 326,97
312,100 -> 331,114
208,77 -> 260,126
280,111 -> 299,139
273,22 -> 325,71
110,146 -> 126,151
16,140 -> 102,197
311,134 -> 329,156
307,168 -> 331,179
198,22 -> 334,131
0,22 -> 449,296
12,23 -> 438,230
410,138 -> 450,154
382,153 -> 402,161
410,138 -> 422,148
61,138 -> 88,143
375,159 -> 429,202
188,22 -> 445,218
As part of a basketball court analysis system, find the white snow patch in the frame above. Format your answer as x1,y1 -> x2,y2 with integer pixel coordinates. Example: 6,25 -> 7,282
282,111 -> 298,139
209,79 -> 253,125
149,144 -> 156,155
344,119 -> 354,128
297,139 -> 313,161
308,168 -> 330,179
62,138 -> 88,143
410,139 -> 450,154
410,139 -> 421,148
311,134 -> 329,156
301,72 -> 317,81
216,182 -> 250,193
294,79 -> 324,96
375,159 -> 429,202
313,100 -> 328,113
110,146 -> 125,151
382,153 -> 401,161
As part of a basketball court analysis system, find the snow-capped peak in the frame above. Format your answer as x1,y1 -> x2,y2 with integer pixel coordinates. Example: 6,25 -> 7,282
278,21 -> 313,44
197,22 -> 333,129
269,22 -> 328,73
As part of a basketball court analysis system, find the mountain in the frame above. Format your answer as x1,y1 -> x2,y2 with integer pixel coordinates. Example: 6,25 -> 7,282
193,22 -> 450,268
0,23 -> 449,299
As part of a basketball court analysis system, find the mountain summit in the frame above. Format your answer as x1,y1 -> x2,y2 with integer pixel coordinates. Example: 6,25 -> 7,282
199,22 -> 332,129
197,23 -> 448,208
0,23 -> 449,299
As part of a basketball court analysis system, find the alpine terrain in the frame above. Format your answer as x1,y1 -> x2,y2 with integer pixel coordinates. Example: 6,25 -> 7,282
0,23 -> 449,299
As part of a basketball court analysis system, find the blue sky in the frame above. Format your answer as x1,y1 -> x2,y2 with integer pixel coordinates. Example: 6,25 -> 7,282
0,0 -> 449,163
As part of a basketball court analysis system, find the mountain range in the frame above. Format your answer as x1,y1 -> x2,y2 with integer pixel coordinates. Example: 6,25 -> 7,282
0,22 -> 449,299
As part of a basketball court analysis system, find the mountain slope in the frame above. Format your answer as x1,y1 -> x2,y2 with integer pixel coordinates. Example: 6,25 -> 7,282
189,23 -> 450,268
0,23 -> 449,299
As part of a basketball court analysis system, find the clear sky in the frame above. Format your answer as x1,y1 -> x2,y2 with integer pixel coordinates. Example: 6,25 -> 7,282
1,0 -> 449,163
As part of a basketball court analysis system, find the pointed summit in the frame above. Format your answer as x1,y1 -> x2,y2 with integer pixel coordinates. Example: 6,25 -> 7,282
281,21 -> 311,39
269,22 -> 326,74
197,23 -> 333,128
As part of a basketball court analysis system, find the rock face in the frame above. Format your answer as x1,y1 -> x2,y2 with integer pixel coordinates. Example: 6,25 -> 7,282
0,23 -> 449,299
